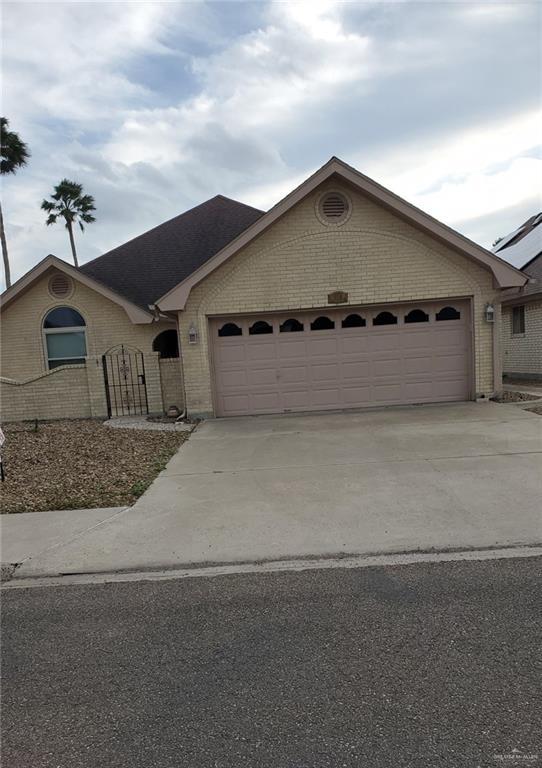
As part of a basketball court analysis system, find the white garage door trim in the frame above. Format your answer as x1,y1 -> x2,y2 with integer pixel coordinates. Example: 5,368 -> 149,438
210,299 -> 473,417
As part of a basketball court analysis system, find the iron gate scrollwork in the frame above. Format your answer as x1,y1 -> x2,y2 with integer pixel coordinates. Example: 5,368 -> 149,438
102,345 -> 149,417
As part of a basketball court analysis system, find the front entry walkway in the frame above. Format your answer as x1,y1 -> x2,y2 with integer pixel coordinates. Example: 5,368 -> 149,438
7,402 -> 542,578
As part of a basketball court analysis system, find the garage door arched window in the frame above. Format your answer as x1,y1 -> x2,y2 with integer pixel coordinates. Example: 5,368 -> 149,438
43,306 -> 87,369
280,318 -> 304,333
310,316 -> 335,331
373,311 -> 397,326
249,320 -> 273,335
404,309 -> 429,324
436,306 -> 461,321
342,314 -> 366,328
218,322 -> 242,337
153,329 -> 179,358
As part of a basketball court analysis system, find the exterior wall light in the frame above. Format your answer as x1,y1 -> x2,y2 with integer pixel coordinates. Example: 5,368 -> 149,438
188,322 -> 198,344
485,303 -> 495,323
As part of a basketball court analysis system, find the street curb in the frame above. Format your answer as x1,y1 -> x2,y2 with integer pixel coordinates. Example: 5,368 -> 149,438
3,543 -> 542,589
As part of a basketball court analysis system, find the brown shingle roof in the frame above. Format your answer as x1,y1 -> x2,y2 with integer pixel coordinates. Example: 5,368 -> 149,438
79,195 -> 264,309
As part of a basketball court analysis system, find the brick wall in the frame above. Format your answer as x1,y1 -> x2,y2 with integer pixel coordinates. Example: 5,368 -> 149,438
159,358 -> 185,412
178,180 -> 500,416
1,364 -> 93,422
501,301 -> 542,377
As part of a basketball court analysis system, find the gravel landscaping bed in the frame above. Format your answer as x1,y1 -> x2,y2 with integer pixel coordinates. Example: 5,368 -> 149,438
491,390 -> 540,403
526,406 -> 542,416
0,420 -> 189,514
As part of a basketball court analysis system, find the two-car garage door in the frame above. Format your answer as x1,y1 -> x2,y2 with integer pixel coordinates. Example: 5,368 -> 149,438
211,301 -> 471,417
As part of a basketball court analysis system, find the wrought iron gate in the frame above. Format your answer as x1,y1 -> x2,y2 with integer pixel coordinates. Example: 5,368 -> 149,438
102,345 -> 149,417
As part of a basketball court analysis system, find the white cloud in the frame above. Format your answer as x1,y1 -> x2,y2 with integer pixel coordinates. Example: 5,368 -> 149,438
1,0 -> 540,287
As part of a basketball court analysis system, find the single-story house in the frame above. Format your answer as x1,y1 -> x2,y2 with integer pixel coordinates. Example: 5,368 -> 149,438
493,213 -> 542,380
0,157 -> 527,422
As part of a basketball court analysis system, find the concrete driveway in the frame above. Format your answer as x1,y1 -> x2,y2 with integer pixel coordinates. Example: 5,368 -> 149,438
9,402 -> 542,577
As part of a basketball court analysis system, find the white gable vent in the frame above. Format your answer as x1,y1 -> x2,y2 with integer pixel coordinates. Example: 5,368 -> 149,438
48,272 -> 73,299
318,191 -> 350,225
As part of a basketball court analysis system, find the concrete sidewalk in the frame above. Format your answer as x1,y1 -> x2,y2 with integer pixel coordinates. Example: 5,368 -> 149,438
2,402 -> 541,580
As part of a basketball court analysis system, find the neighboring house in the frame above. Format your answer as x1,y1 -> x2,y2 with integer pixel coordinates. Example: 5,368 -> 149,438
0,157 -> 526,422
493,214 -> 542,380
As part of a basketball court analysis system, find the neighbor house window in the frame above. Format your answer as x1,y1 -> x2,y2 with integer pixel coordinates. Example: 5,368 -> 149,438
153,329 -> 179,358
512,305 -> 525,335
43,306 -> 87,369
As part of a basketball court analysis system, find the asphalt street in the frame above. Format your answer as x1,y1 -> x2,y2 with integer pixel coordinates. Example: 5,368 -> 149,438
2,557 -> 541,768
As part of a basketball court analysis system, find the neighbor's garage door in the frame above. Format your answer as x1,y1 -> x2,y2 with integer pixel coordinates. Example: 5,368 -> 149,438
211,301 -> 471,417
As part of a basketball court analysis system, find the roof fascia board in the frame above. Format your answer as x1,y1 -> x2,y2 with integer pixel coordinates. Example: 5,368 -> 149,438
1,255 -> 153,324
156,159 -> 526,311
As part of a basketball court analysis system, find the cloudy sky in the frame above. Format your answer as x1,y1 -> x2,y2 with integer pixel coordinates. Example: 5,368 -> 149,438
2,0 -> 541,288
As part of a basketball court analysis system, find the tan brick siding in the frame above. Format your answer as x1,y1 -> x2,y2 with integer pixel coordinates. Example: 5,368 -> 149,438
0,273 -> 182,420
179,181 -> 500,415
501,301 -> 542,376
0,271 -> 175,380
159,358 -> 185,412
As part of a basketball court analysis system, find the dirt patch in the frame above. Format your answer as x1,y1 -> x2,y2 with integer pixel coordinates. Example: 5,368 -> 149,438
525,406 -> 542,417
491,390 -> 540,403
0,420 -> 189,514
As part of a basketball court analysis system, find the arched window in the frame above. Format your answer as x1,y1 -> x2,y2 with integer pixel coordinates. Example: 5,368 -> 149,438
153,329 -> 179,358
436,306 -> 461,321
342,314 -> 366,328
218,322 -> 242,337
280,318 -> 304,333
310,316 -> 335,331
404,309 -> 429,324
43,306 -> 87,369
249,320 -> 273,335
373,311 -> 397,326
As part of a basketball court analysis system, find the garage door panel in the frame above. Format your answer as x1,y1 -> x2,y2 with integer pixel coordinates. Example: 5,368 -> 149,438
279,365 -> 308,384
312,387 -> 341,406
343,386 -> 371,405
312,363 -> 340,382
435,378 -> 469,398
368,333 -> 402,352
212,300 -> 470,416
247,342 -> 276,361
221,370 -> 248,387
404,356 -> 433,375
343,360 -> 370,379
373,383 -> 403,402
252,392 -> 281,411
403,381 -> 435,400
341,335 -> 369,354
279,339 -> 307,358
222,394 -> 250,414
249,368 -> 278,386
373,358 -> 402,377
402,330 -> 434,348
218,344 -> 246,363
308,337 -> 338,356
282,390 -> 311,409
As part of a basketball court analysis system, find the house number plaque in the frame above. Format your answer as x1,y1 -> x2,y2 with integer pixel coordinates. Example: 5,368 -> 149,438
328,291 -> 348,304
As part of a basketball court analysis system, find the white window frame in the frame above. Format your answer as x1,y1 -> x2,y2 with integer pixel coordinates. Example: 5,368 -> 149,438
42,309 -> 88,370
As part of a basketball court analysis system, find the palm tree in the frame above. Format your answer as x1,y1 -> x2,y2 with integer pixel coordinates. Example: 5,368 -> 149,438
1,117 -> 30,288
41,179 -> 96,267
